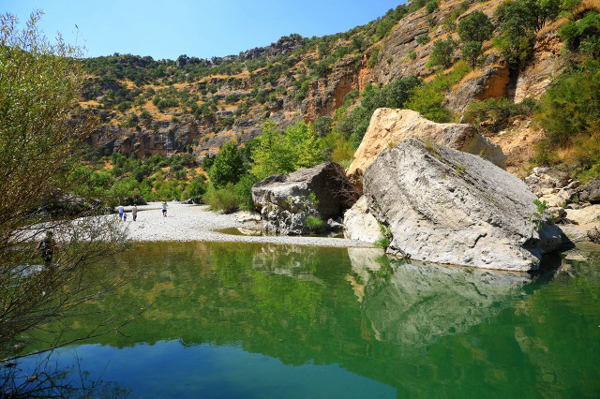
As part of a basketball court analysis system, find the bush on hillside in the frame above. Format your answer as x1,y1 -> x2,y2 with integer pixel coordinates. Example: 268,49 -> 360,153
427,38 -> 458,69
535,61 -> 600,146
458,10 -> 494,43
406,62 -> 471,123
251,121 -> 326,179
560,12 -> 600,59
464,97 -> 539,134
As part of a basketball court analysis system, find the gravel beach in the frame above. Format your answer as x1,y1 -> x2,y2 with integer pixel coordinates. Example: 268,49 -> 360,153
118,202 -> 372,248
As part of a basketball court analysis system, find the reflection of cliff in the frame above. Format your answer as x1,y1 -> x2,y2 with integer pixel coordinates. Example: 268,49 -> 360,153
348,249 -> 531,351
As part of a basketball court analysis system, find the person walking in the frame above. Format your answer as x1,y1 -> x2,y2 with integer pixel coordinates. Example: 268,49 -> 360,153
117,204 -> 124,221
33,231 -> 57,268
161,201 -> 168,217
132,204 -> 138,221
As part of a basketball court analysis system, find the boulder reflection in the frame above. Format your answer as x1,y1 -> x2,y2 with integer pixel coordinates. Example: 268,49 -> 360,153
348,248 -> 531,351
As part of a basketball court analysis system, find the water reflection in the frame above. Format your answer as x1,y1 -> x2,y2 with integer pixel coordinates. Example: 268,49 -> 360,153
12,242 -> 600,398
348,248 -> 531,351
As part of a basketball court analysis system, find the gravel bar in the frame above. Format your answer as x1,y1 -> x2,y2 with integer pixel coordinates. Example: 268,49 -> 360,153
118,202 -> 372,248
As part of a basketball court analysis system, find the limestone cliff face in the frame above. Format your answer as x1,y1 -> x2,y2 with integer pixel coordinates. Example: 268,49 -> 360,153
367,0 -> 564,111
302,60 -> 360,121
89,119 -> 200,157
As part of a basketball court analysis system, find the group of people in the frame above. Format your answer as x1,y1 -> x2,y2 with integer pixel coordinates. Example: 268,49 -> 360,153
116,201 -> 169,221
117,204 -> 138,221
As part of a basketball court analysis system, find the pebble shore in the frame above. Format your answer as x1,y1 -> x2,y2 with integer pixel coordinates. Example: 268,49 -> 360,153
119,202 -> 371,248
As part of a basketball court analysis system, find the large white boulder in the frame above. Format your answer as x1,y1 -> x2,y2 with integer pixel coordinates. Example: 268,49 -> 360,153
355,139 -> 562,271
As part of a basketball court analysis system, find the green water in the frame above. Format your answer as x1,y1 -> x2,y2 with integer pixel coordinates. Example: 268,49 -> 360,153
17,242 -> 600,398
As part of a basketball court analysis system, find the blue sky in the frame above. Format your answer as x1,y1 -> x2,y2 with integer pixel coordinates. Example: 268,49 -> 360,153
3,0 -> 405,60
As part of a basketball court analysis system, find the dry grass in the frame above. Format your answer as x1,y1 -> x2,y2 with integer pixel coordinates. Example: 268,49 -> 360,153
80,100 -> 100,109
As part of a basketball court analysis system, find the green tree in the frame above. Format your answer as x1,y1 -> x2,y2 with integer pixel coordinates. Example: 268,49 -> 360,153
314,115 -> 333,137
427,37 -> 458,69
0,11 -> 127,363
462,41 -> 484,68
560,12 -> 600,59
458,11 -> 494,43
494,0 -> 578,64
209,141 -> 246,188
251,121 -> 325,179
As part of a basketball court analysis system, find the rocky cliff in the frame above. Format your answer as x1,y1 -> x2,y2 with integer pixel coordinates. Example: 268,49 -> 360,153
81,0 -> 571,164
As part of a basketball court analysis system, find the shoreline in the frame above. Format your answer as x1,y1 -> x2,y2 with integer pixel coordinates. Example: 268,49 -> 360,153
118,202 -> 373,248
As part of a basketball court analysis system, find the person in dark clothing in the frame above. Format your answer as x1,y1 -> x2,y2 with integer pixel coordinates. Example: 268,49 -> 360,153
34,231 -> 57,267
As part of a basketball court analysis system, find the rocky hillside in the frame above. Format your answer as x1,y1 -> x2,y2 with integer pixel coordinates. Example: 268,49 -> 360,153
80,0 -> 600,174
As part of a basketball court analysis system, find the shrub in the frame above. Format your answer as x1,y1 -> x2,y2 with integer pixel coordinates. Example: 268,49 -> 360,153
305,216 -> 326,233
427,38 -> 458,69
416,34 -> 430,45
535,61 -> 600,146
560,12 -> 600,59
251,121 -> 325,179
203,183 -> 239,213
181,177 -> 207,201
117,101 -> 132,112
406,62 -> 471,122
426,0 -> 440,14
234,174 -> 259,211
368,46 -> 381,67
458,10 -> 494,43
464,97 -> 539,134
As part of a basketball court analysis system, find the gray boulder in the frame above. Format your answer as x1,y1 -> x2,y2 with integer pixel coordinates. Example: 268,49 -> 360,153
252,162 -> 355,235
343,196 -> 382,244
356,139 -> 562,271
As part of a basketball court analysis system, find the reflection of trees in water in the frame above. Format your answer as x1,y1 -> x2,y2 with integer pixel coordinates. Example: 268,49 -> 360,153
23,242 -> 599,398
1,352 -> 131,398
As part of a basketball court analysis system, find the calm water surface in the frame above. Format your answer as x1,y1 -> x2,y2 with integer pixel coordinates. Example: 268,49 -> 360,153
18,242 -> 600,398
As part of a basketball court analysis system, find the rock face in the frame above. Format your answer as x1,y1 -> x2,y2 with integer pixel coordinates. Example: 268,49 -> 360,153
252,162 -> 355,235
346,109 -> 506,176
353,139 -> 562,271
445,63 -> 511,114
89,119 -> 200,157
343,196 -> 382,244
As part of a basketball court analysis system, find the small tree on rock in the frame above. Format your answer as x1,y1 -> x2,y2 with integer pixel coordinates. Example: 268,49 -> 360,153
462,40 -> 484,68
458,10 -> 494,43
427,37 -> 458,69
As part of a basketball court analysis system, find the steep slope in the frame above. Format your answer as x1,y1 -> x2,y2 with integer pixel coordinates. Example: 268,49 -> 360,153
79,0 -> 597,176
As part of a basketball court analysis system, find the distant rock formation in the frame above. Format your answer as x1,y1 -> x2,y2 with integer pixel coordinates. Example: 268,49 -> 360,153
347,139 -> 562,271
346,109 -> 506,177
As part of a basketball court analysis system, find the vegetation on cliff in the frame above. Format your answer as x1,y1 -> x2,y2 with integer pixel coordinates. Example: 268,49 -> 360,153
67,0 -> 600,203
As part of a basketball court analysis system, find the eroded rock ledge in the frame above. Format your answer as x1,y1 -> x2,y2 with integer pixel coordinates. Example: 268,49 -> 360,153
346,109 -> 506,177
